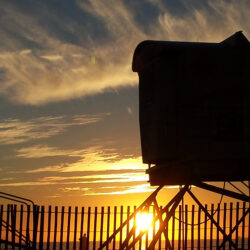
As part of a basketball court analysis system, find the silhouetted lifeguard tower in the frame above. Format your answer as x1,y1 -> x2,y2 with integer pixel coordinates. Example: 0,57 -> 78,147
99,31 -> 250,249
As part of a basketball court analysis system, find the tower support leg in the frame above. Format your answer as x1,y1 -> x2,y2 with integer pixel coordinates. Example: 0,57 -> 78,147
98,186 -> 163,250
147,185 -> 189,250
187,189 -> 249,249
99,182 -> 249,250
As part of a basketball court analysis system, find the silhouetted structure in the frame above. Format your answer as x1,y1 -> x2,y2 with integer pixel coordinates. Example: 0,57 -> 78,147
97,32 -> 250,250
133,31 -> 250,185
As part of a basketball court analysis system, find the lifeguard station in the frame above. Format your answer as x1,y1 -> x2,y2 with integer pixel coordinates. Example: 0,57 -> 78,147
99,31 -> 250,249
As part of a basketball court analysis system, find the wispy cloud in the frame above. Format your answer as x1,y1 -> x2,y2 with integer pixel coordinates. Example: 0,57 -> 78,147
84,184 -> 154,196
38,172 -> 148,184
0,181 -> 55,187
157,0 -> 250,42
60,187 -> 90,192
0,114 -> 109,145
57,183 -> 154,196
18,144 -> 145,172
0,172 -> 147,189
0,170 -> 148,197
0,0 -> 248,105
16,145 -> 71,158
0,0 -> 139,105
24,165 -> 63,173
61,148 -> 145,172
1,145 -> 148,195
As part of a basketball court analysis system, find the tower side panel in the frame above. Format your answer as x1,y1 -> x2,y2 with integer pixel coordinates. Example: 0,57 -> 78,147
138,43 -> 250,184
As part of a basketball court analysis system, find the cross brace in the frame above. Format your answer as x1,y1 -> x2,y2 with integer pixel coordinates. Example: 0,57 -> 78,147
98,182 -> 249,250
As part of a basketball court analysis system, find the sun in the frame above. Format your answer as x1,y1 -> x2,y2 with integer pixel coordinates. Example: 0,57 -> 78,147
135,212 -> 154,231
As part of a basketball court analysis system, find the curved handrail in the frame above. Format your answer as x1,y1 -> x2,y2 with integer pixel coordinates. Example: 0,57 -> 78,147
0,191 -> 34,206
0,192 -> 36,248
0,195 -> 29,206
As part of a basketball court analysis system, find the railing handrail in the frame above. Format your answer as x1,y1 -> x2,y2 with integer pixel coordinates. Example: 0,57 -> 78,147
0,218 -> 29,244
0,195 -> 29,206
0,191 -> 35,206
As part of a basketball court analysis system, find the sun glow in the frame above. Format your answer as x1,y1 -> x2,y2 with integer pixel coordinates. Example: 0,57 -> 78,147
136,212 -> 154,232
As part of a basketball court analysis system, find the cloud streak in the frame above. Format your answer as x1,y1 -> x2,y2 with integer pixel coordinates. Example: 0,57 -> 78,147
84,184 -> 155,196
1,143 -> 148,195
17,144 -> 145,172
0,0 -> 249,105
0,114 -> 109,145
157,0 -> 250,42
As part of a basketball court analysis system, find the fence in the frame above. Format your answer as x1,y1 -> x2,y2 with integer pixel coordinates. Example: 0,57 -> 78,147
0,202 -> 249,249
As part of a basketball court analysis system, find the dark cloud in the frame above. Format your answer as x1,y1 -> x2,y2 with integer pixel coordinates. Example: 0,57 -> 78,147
0,0 -> 109,49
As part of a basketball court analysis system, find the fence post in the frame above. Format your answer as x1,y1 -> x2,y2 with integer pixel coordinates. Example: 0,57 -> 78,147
39,206 -> 45,250
158,205 -> 162,250
11,204 -> 17,249
248,202 -> 250,250
47,205 -> 52,250
204,204 -> 208,249
241,202 -> 246,249
191,204 -> 194,250
87,207 -> 91,250
66,206 -> 71,250
19,205 -> 23,248
235,202 -> 239,248
93,207 -> 97,250
113,206 -> 117,250
59,206 -> 65,250
152,205 -> 155,250
165,206 -> 169,250
178,205 -> 181,250
197,206 -> 201,250
145,206 -> 149,249
223,203 -> 227,250
133,206 -> 136,250
33,205 -> 39,249
79,207 -> 84,250
119,206 -> 123,249
5,204 -> 10,250
73,206 -> 78,250
216,203 -> 220,249
106,206 -> 110,250
126,206 -> 130,248
100,206 -> 104,247
172,206 -> 175,249
0,205 -> 3,249
229,202 -> 233,249
184,204 -> 188,249
53,206 -> 58,250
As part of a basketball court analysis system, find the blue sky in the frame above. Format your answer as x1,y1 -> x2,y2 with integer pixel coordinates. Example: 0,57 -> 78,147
0,0 -> 249,206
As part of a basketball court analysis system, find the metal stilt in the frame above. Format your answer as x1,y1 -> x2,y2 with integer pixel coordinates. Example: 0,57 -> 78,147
98,186 -> 163,250
98,182 -> 249,250
187,187 -> 249,250
98,185 -> 189,250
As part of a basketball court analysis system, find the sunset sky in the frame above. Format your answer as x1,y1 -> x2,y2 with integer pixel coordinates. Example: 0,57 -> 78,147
0,0 -> 249,207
